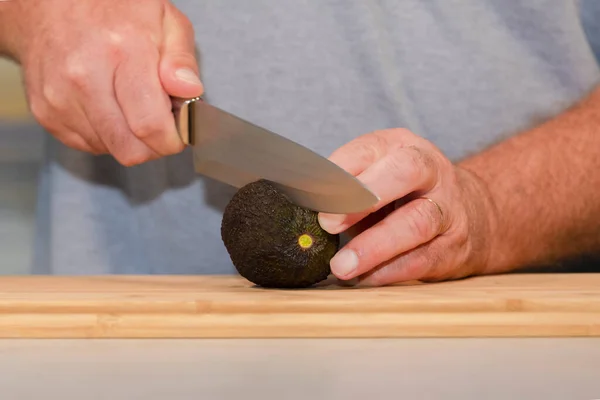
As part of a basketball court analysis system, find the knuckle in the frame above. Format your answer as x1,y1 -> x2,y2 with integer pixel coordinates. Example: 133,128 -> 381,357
407,146 -> 429,172
405,163 -> 424,185
64,55 -> 90,90
350,136 -> 384,163
384,152 -> 420,184
435,150 -> 452,170
42,83 -> 67,110
368,130 -> 391,149
408,146 -> 438,186
105,40 -> 126,62
130,115 -> 165,140
29,97 -> 53,127
148,31 -> 161,47
101,28 -> 140,62
105,28 -> 126,48
104,26 -> 131,49
28,97 -> 45,120
105,130 -> 155,166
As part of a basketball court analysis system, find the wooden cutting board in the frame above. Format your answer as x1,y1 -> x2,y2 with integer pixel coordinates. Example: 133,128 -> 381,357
0,273 -> 599,338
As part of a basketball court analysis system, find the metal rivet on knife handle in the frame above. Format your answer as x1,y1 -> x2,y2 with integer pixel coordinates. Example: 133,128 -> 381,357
171,96 -> 203,146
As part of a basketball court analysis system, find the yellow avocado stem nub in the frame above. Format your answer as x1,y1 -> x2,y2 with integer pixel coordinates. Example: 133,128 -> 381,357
298,234 -> 314,249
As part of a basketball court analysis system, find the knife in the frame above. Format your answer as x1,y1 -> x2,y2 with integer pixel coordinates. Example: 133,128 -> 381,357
171,97 -> 379,214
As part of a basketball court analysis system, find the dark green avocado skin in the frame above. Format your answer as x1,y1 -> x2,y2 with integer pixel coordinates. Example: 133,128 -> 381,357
221,179 -> 340,289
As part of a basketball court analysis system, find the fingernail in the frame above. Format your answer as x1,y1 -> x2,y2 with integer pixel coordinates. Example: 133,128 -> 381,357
175,68 -> 202,86
318,213 -> 346,233
330,248 -> 359,278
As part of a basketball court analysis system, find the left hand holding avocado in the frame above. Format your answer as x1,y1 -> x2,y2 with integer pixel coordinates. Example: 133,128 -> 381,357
318,128 -> 498,286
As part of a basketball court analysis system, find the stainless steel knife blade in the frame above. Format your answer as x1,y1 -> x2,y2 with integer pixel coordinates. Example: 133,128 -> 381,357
172,97 -> 379,214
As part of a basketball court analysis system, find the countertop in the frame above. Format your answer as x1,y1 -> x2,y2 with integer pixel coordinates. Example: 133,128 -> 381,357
0,338 -> 598,399
0,274 -> 599,398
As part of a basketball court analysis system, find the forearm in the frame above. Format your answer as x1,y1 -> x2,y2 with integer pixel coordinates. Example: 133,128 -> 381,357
459,84 -> 600,273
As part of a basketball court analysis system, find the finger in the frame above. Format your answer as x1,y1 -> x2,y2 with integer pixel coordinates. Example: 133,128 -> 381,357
113,43 -> 184,156
326,128 -> 429,179
319,145 -> 439,234
328,196 -> 446,280
66,108 -> 110,154
47,126 -> 98,154
344,202 -> 395,238
43,82 -> 109,154
358,244 -> 438,287
73,62 -> 159,166
327,131 -> 390,176
159,5 -> 204,99
27,86 -> 100,154
59,130 -> 103,154
27,58 -> 105,155
33,46 -> 108,154
88,93 -> 161,166
357,237 -> 475,287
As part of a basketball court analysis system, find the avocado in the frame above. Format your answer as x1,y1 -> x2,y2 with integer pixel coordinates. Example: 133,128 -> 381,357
221,179 -> 340,288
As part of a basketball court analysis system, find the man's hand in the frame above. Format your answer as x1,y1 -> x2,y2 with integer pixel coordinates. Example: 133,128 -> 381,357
318,129 -> 498,286
319,83 -> 600,286
1,0 -> 203,166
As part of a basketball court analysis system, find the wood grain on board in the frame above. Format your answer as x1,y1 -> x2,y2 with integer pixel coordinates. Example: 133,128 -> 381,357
0,273 -> 598,338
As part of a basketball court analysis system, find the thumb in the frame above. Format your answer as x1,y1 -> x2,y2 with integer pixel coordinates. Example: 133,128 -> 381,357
159,5 -> 204,99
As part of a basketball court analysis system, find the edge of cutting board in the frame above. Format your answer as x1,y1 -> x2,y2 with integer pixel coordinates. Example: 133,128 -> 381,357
0,273 -> 598,338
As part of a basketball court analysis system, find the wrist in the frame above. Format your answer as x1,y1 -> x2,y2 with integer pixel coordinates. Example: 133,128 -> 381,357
454,165 -> 510,276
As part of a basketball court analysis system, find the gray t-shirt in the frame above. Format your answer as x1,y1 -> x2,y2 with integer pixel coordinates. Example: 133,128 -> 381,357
31,0 -> 600,274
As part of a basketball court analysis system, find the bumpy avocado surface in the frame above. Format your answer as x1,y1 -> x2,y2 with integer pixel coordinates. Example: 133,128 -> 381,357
221,179 -> 340,288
